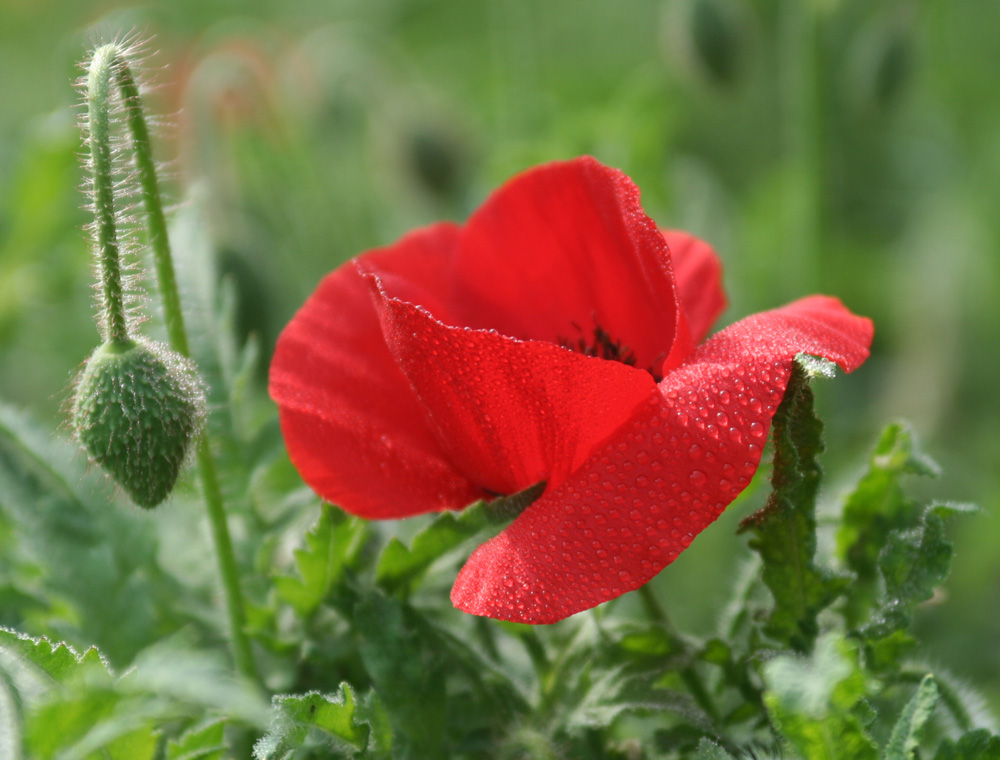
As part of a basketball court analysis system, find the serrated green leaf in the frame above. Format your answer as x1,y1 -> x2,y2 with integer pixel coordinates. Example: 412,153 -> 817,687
884,675 -> 939,760
696,737 -> 737,760
274,504 -> 367,617
0,628 -> 111,690
375,514 -> 484,595
762,632 -> 878,760
863,503 -> 970,640
738,359 -> 848,652
568,666 -> 712,731
167,719 -> 227,760
254,684 -> 370,760
837,423 -> 939,626
375,482 -> 544,594
354,591 -> 445,757
933,729 -> 1000,760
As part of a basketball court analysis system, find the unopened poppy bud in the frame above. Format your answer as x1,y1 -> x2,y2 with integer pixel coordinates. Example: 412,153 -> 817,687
662,0 -> 753,87
849,22 -> 913,114
72,339 -> 205,508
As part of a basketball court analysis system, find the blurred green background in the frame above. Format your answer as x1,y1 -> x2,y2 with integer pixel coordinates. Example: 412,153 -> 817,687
1,0 -> 998,706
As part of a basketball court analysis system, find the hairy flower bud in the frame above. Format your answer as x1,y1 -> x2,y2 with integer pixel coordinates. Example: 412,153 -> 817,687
72,339 -> 205,508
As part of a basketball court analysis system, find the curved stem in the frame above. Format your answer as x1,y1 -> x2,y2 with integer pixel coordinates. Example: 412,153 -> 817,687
113,58 -> 190,356
86,42 -> 258,684
85,45 -> 130,345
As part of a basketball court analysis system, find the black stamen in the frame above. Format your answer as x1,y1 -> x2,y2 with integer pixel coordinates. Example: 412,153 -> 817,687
558,320 -> 662,381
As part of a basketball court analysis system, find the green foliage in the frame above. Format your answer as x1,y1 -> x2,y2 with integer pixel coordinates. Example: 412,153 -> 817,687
885,675 -> 939,760
2,8 -> 999,754
254,685 -> 371,759
167,720 -> 228,760
353,591 -> 447,758
762,633 -> 878,760
375,482 -> 544,594
273,505 -> 368,618
933,730 -> 1000,760
738,358 -> 849,652
837,423 -> 941,626
863,502 -> 973,641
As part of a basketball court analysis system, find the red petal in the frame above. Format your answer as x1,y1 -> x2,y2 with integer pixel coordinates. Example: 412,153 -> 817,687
447,157 -> 690,377
664,230 -> 727,344
269,224 -> 486,518
363,270 -> 657,496
451,296 -> 873,623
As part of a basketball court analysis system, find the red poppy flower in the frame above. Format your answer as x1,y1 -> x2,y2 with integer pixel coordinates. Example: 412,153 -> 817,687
269,157 -> 873,624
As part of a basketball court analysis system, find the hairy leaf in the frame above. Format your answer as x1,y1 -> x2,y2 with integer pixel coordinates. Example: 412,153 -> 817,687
762,633 -> 877,760
933,729 -> 1000,760
274,505 -> 368,618
568,666 -> 711,730
354,591 -> 445,758
863,502 -> 973,640
254,684 -> 370,759
696,738 -> 737,759
0,628 -> 111,691
837,423 -> 939,625
885,675 -> 938,760
739,358 -> 848,652
375,482 -> 544,594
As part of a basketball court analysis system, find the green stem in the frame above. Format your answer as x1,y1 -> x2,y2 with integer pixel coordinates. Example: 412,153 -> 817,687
637,585 -> 720,725
85,45 -> 130,346
87,42 -> 257,684
113,58 -> 190,356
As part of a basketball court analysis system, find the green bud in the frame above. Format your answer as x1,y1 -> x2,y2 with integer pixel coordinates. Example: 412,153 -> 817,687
849,21 -> 913,115
662,0 -> 754,88
72,339 -> 205,508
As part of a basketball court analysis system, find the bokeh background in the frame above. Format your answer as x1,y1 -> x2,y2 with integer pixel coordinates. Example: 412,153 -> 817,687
1,0 -> 998,707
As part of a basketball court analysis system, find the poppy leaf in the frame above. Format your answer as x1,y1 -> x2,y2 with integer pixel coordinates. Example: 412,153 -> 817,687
695,738 -> 738,760
837,422 -> 940,626
375,482 -> 545,594
933,730 -> 1000,760
353,591 -> 447,757
862,501 -> 975,641
762,633 -> 878,760
253,684 -> 370,759
273,505 -> 368,618
738,357 -> 850,653
884,675 -> 939,760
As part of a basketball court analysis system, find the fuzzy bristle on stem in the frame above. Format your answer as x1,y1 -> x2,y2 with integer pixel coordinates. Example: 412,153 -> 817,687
79,39 -> 259,686
85,44 -> 130,345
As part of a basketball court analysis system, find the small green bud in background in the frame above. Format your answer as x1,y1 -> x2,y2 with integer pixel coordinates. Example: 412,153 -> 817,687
848,19 -> 914,116
662,0 -> 755,88
72,339 -> 205,508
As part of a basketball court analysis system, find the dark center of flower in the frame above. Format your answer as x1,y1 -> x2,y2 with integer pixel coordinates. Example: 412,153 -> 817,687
559,321 -> 663,382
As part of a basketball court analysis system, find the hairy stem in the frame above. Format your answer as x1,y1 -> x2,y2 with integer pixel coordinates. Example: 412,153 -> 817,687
85,42 -> 257,684
84,45 -> 130,346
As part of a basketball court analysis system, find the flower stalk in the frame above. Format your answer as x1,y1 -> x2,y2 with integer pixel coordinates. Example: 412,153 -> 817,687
84,41 -> 257,683
84,45 -> 129,347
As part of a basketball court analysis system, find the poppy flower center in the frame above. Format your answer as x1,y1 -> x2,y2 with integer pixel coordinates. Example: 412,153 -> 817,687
559,322 -> 663,382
